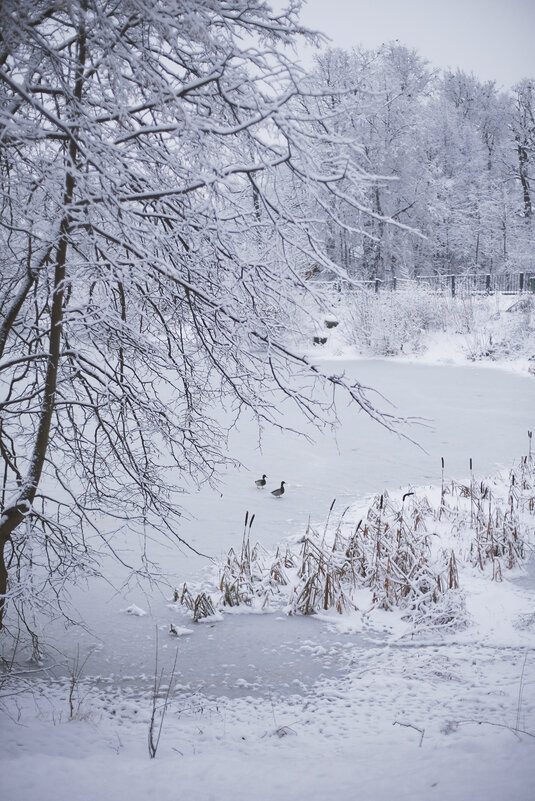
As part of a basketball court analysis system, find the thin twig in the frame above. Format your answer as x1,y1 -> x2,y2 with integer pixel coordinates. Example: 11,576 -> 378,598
148,628 -> 179,758
457,719 -> 535,739
516,650 -> 528,731
393,720 -> 425,747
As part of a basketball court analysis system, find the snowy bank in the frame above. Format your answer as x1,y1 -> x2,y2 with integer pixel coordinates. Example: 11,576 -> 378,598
300,289 -> 535,377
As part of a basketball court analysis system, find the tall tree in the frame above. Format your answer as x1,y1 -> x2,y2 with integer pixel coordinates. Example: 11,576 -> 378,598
305,44 -> 436,280
510,79 -> 535,219
0,1 -> 399,629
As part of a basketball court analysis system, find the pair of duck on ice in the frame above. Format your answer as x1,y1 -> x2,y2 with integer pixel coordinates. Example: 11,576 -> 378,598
255,475 -> 285,497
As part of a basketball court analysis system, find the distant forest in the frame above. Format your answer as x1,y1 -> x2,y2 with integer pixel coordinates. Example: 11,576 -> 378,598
301,44 -> 534,279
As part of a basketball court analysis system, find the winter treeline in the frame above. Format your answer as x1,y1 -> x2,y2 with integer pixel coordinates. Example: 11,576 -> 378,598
301,44 -> 535,280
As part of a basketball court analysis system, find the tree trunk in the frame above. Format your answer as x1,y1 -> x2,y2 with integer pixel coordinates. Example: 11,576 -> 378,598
0,11 -> 86,627
0,223 -> 69,627
0,273 -> 35,360
517,142 -> 533,219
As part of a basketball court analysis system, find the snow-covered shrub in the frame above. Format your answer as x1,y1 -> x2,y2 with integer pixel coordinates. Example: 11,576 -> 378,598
218,540 -> 271,608
179,583 -> 216,621
463,299 -> 535,362
439,440 -> 535,578
340,286 -> 534,362
287,534 -> 356,615
344,287 -> 447,355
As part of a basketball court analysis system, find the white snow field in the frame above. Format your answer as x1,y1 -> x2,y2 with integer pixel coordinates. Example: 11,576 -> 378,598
2,349 -> 535,801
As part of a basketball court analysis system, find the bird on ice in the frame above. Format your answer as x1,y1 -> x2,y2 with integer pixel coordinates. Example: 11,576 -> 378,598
255,474 -> 267,488
271,481 -> 286,498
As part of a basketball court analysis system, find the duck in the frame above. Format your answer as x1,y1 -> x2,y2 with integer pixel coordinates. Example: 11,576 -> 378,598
271,481 -> 286,498
255,474 -> 267,488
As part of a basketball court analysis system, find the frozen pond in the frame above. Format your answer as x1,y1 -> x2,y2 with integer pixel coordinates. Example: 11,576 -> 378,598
89,359 -> 535,580
64,613 -> 386,698
7,360 -> 535,690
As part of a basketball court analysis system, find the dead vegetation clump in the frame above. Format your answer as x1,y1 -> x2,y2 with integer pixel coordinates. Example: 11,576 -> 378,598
176,436 -> 535,631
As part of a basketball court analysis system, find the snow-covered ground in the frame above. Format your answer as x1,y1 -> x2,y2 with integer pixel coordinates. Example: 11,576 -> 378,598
2,565 -> 534,801
2,292 -> 535,801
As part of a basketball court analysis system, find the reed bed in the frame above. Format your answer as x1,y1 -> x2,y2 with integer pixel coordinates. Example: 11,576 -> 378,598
177,435 -> 535,630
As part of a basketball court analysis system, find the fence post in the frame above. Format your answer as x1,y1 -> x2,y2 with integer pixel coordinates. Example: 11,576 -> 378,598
486,274 -> 491,293
451,275 -> 455,297
520,273 -> 524,293
392,276 -> 397,291
375,278 -> 380,293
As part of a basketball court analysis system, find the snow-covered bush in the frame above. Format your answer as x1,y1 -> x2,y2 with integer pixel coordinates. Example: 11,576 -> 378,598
344,287 -> 447,355
339,287 -> 534,362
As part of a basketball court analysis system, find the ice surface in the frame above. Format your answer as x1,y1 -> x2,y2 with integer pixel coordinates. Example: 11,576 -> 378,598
7,360 -> 534,681
2,360 -> 535,801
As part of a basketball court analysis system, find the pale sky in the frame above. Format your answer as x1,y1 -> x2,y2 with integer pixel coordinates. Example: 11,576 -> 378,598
296,0 -> 535,88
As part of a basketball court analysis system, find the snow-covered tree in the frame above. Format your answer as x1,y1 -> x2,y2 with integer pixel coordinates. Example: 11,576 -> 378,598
0,1 -> 406,629
304,48 -> 534,279
295,44 -> 435,281
510,79 -> 535,220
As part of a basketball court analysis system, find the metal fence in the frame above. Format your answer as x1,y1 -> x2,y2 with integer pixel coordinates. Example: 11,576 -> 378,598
322,272 -> 535,296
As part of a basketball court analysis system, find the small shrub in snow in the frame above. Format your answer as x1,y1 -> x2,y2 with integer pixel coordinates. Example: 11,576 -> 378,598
178,583 -> 216,622
192,593 -> 216,622
442,460 -> 532,578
